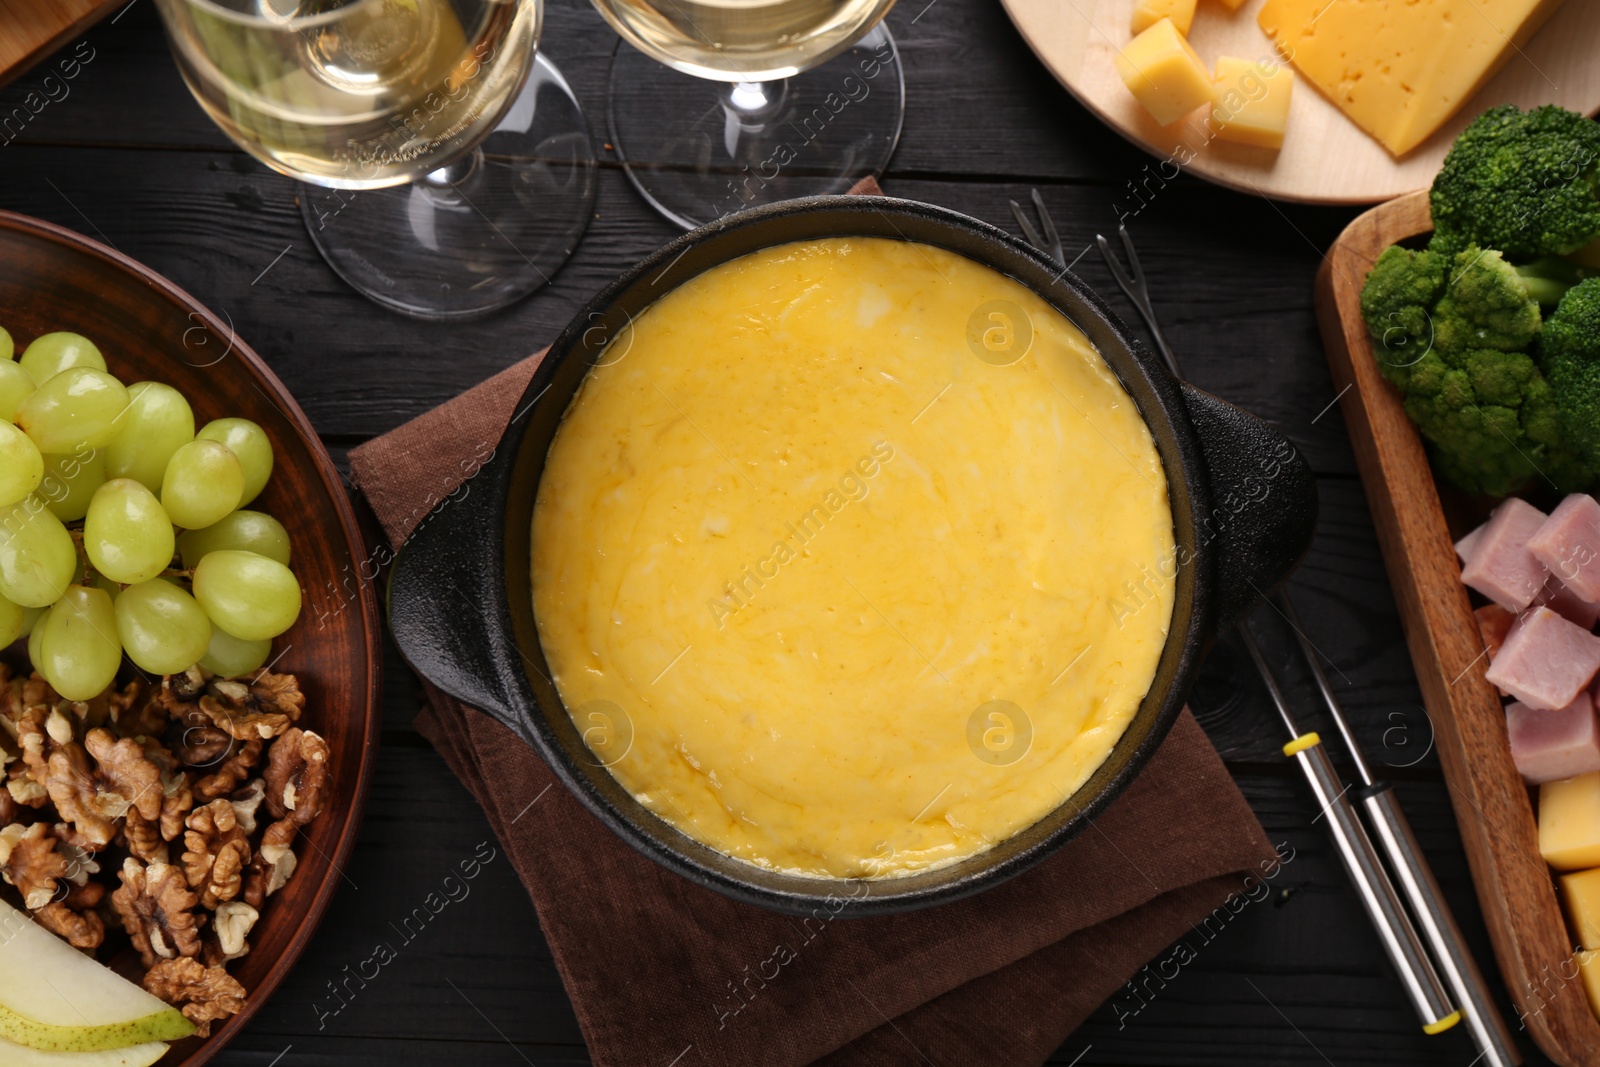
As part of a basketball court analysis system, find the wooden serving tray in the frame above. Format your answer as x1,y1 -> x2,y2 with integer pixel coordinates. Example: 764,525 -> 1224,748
1317,191 -> 1600,1065
0,0 -> 120,90
998,0 -> 1600,204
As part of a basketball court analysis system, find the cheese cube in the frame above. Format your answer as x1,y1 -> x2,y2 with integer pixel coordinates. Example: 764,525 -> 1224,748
1582,952 -> 1600,1015
1541,773 -> 1600,870
1563,868 -> 1600,949
1210,0 -> 1248,10
1209,57 -> 1293,150
1115,19 -> 1216,127
1258,0 -> 1567,156
1131,0 -> 1197,36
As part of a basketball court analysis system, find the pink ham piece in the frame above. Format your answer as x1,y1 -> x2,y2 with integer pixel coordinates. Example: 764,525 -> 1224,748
1529,494 -> 1600,601
1461,497 -> 1550,611
1507,692 -> 1600,784
1456,522 -> 1486,566
1535,575 -> 1600,629
1486,607 -> 1600,711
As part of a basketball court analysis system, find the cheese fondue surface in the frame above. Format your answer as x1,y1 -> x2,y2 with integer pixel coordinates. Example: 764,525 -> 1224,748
531,237 -> 1175,878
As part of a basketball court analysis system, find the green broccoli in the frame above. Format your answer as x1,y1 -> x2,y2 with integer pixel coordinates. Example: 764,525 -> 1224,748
1359,244 -> 1594,496
1430,105 -> 1600,260
1540,278 -> 1600,470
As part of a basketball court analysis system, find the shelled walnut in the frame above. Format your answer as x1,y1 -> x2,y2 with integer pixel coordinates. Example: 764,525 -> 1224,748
0,661 -> 330,1040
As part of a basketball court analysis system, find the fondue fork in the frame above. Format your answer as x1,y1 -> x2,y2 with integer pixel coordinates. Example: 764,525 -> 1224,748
1080,217 -> 1518,1063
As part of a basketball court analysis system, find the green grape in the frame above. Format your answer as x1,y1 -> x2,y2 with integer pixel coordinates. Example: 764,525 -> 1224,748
26,606 -> 46,674
192,549 -> 301,640
0,498 -> 77,607
161,439 -> 242,530
103,382 -> 195,491
199,624 -> 270,677
20,332 -> 105,385
84,479 -> 176,586
0,362 -> 33,422
196,418 -> 273,505
15,368 -> 130,453
115,578 -> 211,675
0,326 -> 13,361
38,449 -> 106,523
0,591 -> 21,647
19,604 -> 46,639
0,422 -> 43,509
178,510 -> 290,568
36,586 -> 120,700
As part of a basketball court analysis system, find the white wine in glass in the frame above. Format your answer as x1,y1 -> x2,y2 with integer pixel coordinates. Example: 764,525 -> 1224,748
155,0 -> 598,318
592,0 -> 904,229
592,0 -> 897,81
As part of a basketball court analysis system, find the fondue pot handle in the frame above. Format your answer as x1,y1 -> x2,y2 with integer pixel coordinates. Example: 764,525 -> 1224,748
1179,383 -> 1319,630
386,449 -> 529,736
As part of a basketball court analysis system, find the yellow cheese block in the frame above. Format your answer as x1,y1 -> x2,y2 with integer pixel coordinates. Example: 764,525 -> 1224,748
1564,868 -> 1600,948
1210,0 -> 1247,10
1582,952 -> 1600,1016
1131,0 -> 1196,36
1257,0 -> 1567,156
1210,57 -> 1293,150
1115,18 -> 1216,127
1541,773 -> 1600,870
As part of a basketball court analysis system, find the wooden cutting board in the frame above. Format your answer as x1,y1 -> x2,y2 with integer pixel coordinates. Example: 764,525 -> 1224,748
0,0 -> 121,90
1318,192 -> 1600,1066
999,0 -> 1600,205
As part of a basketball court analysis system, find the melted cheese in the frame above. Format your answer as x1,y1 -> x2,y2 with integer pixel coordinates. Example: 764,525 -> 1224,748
531,237 -> 1175,878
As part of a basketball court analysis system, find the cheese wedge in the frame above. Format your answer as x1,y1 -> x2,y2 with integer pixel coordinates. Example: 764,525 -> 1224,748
1257,0 -> 1568,156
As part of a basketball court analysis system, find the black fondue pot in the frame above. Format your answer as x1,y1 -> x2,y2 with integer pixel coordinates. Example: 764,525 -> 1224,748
388,195 -> 1317,916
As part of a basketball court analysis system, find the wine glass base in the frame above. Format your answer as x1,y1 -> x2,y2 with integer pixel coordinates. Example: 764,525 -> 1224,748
607,25 -> 904,230
299,53 -> 597,320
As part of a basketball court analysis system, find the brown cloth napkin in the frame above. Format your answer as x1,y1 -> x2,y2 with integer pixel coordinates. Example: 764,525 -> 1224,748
348,203 -> 1281,1067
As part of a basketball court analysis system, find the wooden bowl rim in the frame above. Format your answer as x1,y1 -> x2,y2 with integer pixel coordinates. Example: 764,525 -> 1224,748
0,208 -> 385,1067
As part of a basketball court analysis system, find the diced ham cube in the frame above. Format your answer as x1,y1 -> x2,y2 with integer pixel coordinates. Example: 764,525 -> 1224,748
1485,607 -> 1600,711
1461,498 -> 1550,611
1529,494 -> 1600,601
1536,575 -> 1600,629
1456,522 -> 1486,566
1507,692 -> 1600,784
1476,603 -> 1516,660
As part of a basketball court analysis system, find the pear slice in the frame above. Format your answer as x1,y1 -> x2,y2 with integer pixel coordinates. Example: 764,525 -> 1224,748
0,898 -> 195,1051
0,1034 -> 170,1066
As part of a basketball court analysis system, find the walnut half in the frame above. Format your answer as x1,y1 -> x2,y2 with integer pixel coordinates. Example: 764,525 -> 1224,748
264,728 -> 329,826
0,822 -> 67,909
112,858 -> 202,970
143,957 -> 246,1039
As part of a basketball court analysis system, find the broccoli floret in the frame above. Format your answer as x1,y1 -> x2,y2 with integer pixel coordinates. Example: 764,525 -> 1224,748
1360,243 -> 1594,495
1360,246 -> 1448,380
1433,248 -> 1545,353
1541,278 -> 1600,469
1430,105 -> 1600,259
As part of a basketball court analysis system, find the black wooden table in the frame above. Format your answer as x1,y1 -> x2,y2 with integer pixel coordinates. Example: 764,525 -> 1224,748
0,2 -> 1553,1063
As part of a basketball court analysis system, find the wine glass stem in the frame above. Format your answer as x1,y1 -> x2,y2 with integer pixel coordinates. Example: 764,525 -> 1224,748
724,79 -> 789,127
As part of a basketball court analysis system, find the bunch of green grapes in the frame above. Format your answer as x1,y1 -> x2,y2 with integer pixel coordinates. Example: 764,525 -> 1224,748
0,327 -> 301,699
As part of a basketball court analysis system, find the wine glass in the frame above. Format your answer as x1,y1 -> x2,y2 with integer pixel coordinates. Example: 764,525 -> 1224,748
592,0 -> 904,229
153,0 -> 597,319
